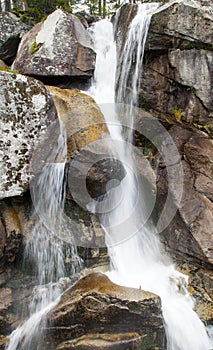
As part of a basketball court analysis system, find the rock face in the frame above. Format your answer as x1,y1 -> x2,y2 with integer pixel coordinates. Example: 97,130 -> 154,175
12,9 -> 96,81
115,1 -> 213,126
47,86 -> 126,204
157,127 -> 213,268
115,1 -> 213,271
45,273 -> 166,349
0,71 -> 59,200
0,12 -> 30,64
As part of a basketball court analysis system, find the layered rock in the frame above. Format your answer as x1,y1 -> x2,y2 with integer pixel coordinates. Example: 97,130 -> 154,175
0,11 -> 30,64
12,9 -> 96,82
44,273 -> 166,349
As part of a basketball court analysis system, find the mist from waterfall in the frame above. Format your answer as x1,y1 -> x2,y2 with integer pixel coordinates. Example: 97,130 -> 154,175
6,122 -> 81,350
88,4 -> 211,350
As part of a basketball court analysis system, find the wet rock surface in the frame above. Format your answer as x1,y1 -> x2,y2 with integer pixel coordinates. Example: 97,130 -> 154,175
157,126 -> 213,268
12,9 -> 96,81
115,1 -> 213,272
115,1 -> 213,127
47,86 -> 126,203
45,272 -> 166,349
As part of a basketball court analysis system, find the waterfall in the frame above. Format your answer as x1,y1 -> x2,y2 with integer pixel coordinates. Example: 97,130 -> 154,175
6,121 -> 81,350
87,4 -> 211,350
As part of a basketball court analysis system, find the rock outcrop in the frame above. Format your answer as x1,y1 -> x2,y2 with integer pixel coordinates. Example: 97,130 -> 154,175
47,86 -> 126,205
157,127 -> 213,268
12,9 -> 96,82
115,1 -> 213,271
0,71 -> 59,199
0,11 -> 30,64
44,273 -> 166,349
115,1 -> 213,126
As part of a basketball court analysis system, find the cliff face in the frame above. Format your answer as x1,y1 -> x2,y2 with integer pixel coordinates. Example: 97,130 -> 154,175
115,1 -> 213,325
115,1 -> 213,267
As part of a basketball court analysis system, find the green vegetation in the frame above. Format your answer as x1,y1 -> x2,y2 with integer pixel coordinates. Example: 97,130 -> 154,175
7,0 -> 120,22
29,38 -> 39,54
193,122 -> 212,136
0,67 -> 19,74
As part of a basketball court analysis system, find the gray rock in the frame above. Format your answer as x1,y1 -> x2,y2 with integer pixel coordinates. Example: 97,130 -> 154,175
115,2 -> 213,125
147,1 -> 213,50
168,49 -> 213,111
12,9 -> 96,79
0,12 -> 30,64
0,71 -> 59,199
157,128 -> 213,267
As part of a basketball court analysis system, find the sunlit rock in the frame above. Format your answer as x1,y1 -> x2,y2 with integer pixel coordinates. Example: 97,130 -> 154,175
47,86 -> 126,202
45,273 -> 166,349
12,9 -> 96,81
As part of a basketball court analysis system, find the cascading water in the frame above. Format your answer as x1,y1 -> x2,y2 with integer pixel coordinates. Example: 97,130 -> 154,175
6,121 -> 81,350
87,4 -> 211,350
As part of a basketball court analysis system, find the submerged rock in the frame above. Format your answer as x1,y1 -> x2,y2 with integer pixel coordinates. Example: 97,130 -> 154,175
45,272 -> 166,349
0,71 -> 59,200
12,9 -> 96,81
0,12 -> 30,64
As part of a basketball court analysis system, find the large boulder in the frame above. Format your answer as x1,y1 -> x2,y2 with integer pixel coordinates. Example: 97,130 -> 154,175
146,1 -> 213,50
0,12 -> 30,64
45,273 -> 166,349
12,9 -> 96,82
115,1 -> 213,125
47,86 -> 126,204
0,71 -> 59,200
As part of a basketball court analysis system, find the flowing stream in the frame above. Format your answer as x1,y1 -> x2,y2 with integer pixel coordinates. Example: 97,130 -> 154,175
6,122 -> 81,350
88,4 -> 211,350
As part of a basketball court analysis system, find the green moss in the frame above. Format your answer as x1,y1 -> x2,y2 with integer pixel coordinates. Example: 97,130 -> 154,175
29,39 -> 38,55
0,67 -> 19,74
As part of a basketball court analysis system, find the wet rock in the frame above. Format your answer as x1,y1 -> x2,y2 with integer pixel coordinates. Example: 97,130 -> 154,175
0,71 -> 59,199
0,267 -> 38,341
177,262 -> 213,323
115,2 -> 213,125
56,333 -> 143,349
12,9 -> 96,81
0,12 -> 30,64
45,273 -> 166,350
0,194 -> 33,266
47,86 -> 126,203
157,127 -> 213,268
47,87 -> 108,158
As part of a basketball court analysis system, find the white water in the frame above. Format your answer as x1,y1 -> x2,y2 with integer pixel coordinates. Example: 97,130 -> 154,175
6,122 -> 81,350
88,4 -> 211,350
